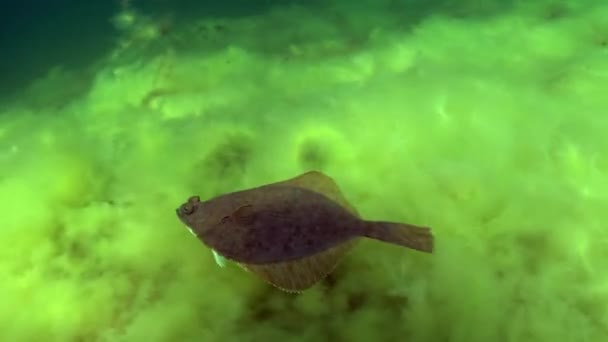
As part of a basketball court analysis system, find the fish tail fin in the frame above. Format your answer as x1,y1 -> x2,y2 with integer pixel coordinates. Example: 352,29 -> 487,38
362,221 -> 434,253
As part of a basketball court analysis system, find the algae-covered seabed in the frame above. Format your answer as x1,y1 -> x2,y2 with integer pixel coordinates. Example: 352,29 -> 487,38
1,1 -> 607,341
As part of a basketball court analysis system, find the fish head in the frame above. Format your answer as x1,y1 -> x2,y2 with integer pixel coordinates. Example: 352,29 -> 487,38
176,195 -> 210,236
176,194 -> 246,261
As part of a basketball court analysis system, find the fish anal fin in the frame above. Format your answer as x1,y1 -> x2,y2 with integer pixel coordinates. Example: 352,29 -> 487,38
240,239 -> 357,292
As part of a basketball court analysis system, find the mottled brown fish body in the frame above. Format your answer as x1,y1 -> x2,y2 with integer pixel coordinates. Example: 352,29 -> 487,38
176,171 -> 434,292
178,185 -> 364,264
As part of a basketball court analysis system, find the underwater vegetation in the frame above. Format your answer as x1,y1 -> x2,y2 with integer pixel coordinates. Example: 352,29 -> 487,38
192,131 -> 256,195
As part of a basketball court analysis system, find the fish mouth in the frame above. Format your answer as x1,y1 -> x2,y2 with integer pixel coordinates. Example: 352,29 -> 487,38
176,210 -> 191,229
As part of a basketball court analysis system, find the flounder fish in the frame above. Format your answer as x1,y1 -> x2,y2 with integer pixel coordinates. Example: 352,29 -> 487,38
176,171 -> 433,292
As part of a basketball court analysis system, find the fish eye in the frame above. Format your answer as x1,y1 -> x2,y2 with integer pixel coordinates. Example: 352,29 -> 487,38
180,203 -> 195,215
180,196 -> 200,216
188,195 -> 201,203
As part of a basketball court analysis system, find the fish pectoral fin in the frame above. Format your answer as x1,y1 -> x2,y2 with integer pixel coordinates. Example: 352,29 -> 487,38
231,204 -> 256,225
212,249 -> 228,268
231,205 -> 290,227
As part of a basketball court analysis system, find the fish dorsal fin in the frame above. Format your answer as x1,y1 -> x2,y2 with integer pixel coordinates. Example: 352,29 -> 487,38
276,171 -> 359,217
